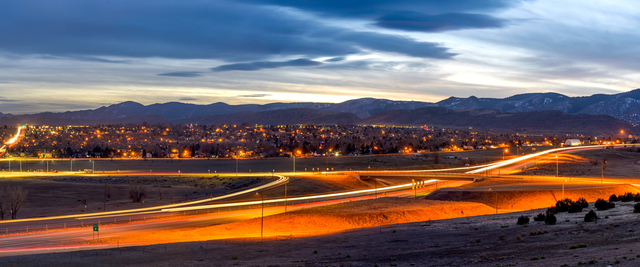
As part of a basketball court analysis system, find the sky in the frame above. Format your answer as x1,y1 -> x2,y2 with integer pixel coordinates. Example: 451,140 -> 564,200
0,0 -> 639,114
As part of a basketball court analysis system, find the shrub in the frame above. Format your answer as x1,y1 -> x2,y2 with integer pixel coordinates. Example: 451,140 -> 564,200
595,198 -> 615,211
517,215 -> 530,225
533,213 -> 546,221
568,202 -> 583,213
634,193 -> 640,202
546,207 -> 558,215
634,203 -> 640,213
545,213 -> 557,225
584,210 -> 598,222
576,198 -> 589,208
609,194 -> 620,202
556,198 -> 574,212
621,192 -> 635,202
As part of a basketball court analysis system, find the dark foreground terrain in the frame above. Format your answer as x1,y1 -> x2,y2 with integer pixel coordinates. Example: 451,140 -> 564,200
3,202 -> 640,266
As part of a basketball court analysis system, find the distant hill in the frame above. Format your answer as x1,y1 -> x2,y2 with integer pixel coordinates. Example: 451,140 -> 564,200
1,89 -> 640,134
361,107 -> 635,135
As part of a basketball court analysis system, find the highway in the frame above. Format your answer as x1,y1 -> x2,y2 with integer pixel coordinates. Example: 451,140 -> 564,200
0,179 -> 458,256
0,144 -> 634,256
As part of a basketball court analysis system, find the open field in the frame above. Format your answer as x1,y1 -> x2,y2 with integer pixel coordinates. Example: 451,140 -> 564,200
6,200 -> 640,266
519,147 -> 640,178
428,178 -> 640,210
93,198 -> 497,244
0,175 -> 273,219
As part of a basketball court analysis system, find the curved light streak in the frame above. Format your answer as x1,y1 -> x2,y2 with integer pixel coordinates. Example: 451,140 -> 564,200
0,176 -> 289,224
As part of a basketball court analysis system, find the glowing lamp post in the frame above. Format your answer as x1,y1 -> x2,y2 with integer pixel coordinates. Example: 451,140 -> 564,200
503,149 -> 508,160
256,193 -> 264,241
556,155 -> 559,177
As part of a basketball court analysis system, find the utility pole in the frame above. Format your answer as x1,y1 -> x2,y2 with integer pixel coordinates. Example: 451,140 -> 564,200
70,158 -> 73,172
284,183 -> 287,213
235,157 -> 238,177
556,155 -> 559,177
92,160 -> 95,173
46,160 -> 49,172
293,155 -> 295,173
104,182 -> 107,212
601,159 -> 605,184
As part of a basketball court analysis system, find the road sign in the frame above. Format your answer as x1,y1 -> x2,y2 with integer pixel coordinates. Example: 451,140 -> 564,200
93,224 -> 99,232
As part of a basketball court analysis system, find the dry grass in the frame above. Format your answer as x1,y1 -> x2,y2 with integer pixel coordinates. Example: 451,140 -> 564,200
95,198 -> 495,244
428,181 -> 639,210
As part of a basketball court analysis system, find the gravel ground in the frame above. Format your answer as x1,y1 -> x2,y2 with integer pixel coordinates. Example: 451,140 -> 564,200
4,201 -> 640,266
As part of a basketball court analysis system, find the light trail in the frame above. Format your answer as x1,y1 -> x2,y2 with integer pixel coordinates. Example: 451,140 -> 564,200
0,126 -> 24,157
0,176 -> 289,224
466,145 -> 626,174
162,180 -> 437,212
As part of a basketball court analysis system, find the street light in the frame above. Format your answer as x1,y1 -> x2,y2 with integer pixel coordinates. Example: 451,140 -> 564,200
562,179 -> 566,199
503,149 -> 508,160
256,192 -> 264,241
556,155 -> 559,177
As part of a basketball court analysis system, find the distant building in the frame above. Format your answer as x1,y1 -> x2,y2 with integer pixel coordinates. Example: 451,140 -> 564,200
565,139 -> 581,146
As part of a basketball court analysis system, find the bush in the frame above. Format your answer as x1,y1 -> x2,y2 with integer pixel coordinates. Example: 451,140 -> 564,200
545,213 -> 557,225
584,210 -> 598,222
517,215 -> 530,225
546,207 -> 558,215
556,198 -> 575,212
634,193 -> 640,202
576,198 -> 588,208
609,194 -> 620,202
621,192 -> 635,202
595,198 -> 615,210
634,203 -> 640,213
533,213 -> 546,222
568,202 -> 583,213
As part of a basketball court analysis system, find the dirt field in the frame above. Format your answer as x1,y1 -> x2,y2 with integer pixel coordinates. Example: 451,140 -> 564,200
519,147 -> 640,178
93,198 -> 497,245
428,178 -> 640,210
7,200 -> 640,266
0,175 -> 272,219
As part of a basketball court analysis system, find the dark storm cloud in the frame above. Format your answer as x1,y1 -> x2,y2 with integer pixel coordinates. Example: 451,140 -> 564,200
211,59 -> 323,72
158,72 -> 204,77
238,94 -> 271,98
238,0 -> 511,17
375,12 -> 505,32
0,97 -> 19,102
240,0 -> 510,33
325,57 -> 346,62
0,0 -> 454,61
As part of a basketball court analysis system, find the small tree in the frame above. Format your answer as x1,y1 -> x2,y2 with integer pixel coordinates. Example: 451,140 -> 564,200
576,198 -> 588,208
621,192 -> 635,202
634,203 -> 640,213
517,215 -> 530,225
609,194 -> 620,202
8,186 -> 28,219
129,184 -> 147,203
545,213 -> 557,225
584,210 -> 598,222
0,187 -> 8,220
595,198 -> 615,210
533,213 -> 546,222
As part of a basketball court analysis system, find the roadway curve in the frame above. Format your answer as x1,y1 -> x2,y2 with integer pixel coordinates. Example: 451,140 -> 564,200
0,144 -> 634,256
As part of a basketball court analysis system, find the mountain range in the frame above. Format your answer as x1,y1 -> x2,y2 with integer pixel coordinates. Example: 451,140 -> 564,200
2,89 -> 640,134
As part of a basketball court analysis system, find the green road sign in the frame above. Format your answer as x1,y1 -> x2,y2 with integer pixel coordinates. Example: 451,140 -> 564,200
93,224 -> 99,231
